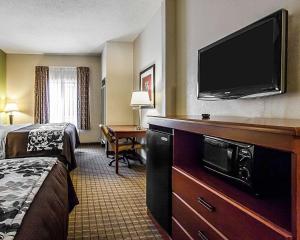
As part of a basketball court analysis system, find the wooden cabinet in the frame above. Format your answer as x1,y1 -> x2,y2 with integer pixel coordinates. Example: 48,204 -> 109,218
173,192 -> 226,240
172,218 -> 192,240
148,116 -> 300,240
173,167 -> 291,240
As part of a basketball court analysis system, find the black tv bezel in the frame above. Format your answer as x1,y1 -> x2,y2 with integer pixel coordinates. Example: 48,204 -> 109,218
197,9 -> 288,100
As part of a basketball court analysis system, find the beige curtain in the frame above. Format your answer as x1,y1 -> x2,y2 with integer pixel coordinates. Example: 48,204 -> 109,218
77,67 -> 90,130
34,66 -> 49,124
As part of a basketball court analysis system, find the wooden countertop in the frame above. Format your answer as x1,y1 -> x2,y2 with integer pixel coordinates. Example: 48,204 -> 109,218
148,115 -> 300,137
106,125 -> 147,133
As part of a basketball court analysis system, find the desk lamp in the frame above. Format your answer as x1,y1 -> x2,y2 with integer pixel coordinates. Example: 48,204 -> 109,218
130,91 -> 151,130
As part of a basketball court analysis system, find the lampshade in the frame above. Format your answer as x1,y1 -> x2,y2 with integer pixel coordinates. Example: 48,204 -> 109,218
4,102 -> 19,112
130,91 -> 151,106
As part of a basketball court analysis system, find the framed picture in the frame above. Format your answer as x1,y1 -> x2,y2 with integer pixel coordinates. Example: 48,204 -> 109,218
140,64 -> 155,108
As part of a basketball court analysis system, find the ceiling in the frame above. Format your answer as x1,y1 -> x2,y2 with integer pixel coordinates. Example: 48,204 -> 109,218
0,0 -> 162,55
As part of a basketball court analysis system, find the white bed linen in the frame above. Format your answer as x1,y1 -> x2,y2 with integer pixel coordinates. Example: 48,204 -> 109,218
0,124 -> 31,159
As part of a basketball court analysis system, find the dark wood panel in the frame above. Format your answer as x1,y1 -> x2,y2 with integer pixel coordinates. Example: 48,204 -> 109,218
172,218 -> 193,240
173,130 -> 202,169
149,115 -> 300,135
172,167 -> 292,240
173,193 -> 227,240
291,148 -> 300,239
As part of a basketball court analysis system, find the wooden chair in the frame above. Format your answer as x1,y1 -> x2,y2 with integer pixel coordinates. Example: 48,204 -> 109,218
100,125 -> 143,168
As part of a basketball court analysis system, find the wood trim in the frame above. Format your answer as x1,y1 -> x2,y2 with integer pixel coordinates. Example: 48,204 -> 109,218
148,116 -> 300,136
149,116 -> 295,152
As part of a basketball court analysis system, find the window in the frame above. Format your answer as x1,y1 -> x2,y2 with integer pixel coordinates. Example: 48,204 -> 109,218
49,67 -> 77,126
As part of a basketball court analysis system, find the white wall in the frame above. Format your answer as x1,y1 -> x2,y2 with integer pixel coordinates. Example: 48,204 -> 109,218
176,0 -> 300,118
104,42 -> 134,125
133,8 -> 164,127
6,54 -> 101,143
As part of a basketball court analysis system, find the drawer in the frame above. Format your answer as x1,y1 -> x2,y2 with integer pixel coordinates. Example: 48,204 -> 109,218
172,167 -> 292,240
173,192 -> 227,240
172,217 -> 192,240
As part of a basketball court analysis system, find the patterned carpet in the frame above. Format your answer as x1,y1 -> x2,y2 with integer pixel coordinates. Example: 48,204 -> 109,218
68,144 -> 163,240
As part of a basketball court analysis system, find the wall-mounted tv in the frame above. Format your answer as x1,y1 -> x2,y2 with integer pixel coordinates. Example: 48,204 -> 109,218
197,9 -> 288,100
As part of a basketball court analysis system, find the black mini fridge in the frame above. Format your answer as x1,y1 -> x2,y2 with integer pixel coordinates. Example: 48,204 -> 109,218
146,126 -> 173,235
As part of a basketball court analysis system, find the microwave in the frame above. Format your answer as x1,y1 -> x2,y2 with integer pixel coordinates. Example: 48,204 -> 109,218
202,136 -> 290,196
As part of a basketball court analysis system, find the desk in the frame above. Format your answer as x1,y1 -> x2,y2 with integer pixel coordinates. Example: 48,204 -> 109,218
107,125 -> 147,174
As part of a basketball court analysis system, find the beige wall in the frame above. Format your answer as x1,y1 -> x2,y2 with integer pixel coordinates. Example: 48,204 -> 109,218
0,50 -> 6,123
133,8 -> 164,127
104,42 -> 134,125
163,0 -> 177,116
176,0 -> 300,118
101,47 -> 107,80
6,54 -> 101,143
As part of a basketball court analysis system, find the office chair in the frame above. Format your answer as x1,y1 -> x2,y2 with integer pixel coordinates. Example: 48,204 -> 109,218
100,125 -> 142,168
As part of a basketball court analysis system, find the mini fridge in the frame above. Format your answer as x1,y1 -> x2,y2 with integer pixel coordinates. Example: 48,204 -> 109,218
146,126 -> 173,235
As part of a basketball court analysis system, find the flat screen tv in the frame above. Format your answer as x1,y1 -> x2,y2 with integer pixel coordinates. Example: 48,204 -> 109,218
197,9 -> 288,100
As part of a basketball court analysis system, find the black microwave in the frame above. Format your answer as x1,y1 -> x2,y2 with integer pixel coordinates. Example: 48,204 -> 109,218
202,136 -> 290,196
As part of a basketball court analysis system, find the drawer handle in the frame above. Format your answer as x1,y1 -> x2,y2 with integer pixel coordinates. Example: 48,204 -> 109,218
198,230 -> 209,240
197,197 -> 215,212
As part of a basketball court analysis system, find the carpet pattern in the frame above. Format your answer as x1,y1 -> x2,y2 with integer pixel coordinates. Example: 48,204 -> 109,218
68,144 -> 163,240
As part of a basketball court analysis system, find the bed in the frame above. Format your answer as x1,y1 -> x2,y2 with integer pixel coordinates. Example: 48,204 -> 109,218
0,157 -> 78,240
1,123 -> 80,171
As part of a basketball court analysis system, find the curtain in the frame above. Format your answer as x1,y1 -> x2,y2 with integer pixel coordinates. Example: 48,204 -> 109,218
77,67 -> 90,130
34,66 -> 49,124
49,67 -> 77,126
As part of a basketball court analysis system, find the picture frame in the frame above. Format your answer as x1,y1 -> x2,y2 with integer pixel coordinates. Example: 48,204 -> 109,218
140,64 -> 155,108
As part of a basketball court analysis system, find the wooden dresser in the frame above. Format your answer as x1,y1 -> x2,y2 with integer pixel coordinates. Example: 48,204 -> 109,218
148,115 -> 300,240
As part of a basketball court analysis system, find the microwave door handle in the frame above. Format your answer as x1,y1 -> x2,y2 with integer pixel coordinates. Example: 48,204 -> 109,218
227,148 -> 233,159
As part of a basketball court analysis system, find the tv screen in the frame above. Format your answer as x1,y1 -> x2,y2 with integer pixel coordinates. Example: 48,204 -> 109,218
198,9 -> 287,100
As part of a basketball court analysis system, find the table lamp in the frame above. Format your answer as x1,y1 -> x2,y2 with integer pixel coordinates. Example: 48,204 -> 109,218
4,102 -> 18,125
130,91 -> 151,129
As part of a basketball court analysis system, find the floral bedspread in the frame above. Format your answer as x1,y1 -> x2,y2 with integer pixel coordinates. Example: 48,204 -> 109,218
0,157 -> 57,240
27,123 -> 68,152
